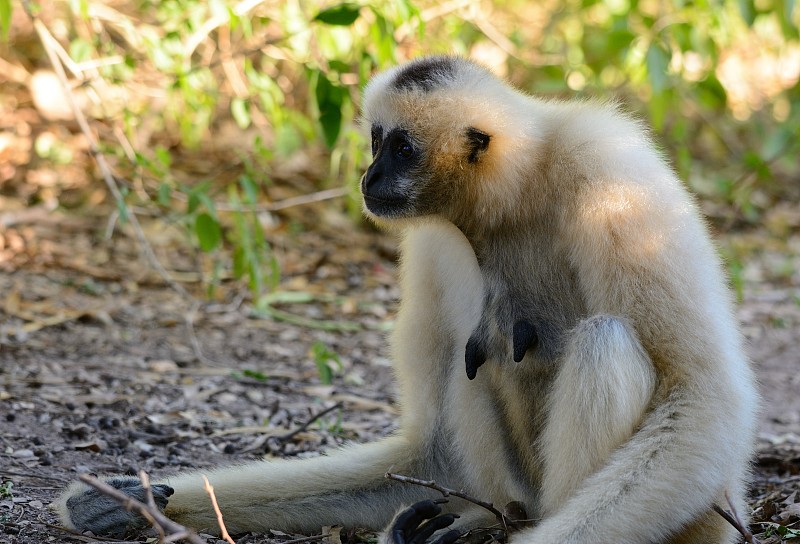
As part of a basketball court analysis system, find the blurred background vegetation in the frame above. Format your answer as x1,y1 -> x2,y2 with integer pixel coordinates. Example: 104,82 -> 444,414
0,0 -> 798,302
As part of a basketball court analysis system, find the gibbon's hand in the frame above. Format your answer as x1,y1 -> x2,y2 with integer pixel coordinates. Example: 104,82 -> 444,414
391,500 -> 461,544
512,320 -> 537,363
65,476 -> 174,538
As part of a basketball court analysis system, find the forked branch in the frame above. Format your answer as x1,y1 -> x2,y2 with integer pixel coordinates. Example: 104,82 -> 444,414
385,472 -> 523,532
712,491 -> 761,544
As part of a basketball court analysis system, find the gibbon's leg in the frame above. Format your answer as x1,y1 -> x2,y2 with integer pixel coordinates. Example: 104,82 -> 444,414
538,315 -> 656,514
58,219 -> 485,538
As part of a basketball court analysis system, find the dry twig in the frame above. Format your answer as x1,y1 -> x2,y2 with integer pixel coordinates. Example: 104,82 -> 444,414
77,473 -> 205,544
202,476 -> 236,544
712,491 -> 761,544
138,471 -> 169,542
269,402 -> 345,450
385,472 -> 518,531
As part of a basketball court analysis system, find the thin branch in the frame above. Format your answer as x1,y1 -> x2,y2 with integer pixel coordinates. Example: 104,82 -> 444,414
21,1 -> 190,299
385,472 -> 515,531
139,471 -> 166,542
270,402 -> 345,447
262,187 -> 349,212
202,476 -> 236,544
712,491 -> 761,544
77,474 -> 205,544
163,187 -> 349,213
184,0 -> 265,58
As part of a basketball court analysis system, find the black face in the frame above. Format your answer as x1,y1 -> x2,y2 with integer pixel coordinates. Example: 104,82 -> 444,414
361,125 -> 421,217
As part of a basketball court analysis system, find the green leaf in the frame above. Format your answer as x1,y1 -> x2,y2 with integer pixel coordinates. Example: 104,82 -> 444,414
157,183 -> 172,207
242,369 -> 269,381
0,0 -> 12,40
231,97 -> 251,129
737,0 -> 756,26
646,42 -> 670,93
314,72 -> 345,148
647,89 -> 669,131
314,3 -> 361,26
239,174 -> 259,204
195,212 -> 222,252
311,340 -> 342,385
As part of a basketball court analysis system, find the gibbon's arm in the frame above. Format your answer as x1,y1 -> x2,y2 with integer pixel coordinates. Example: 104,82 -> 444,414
57,219 -> 485,539
58,437 -> 428,536
523,179 -> 758,543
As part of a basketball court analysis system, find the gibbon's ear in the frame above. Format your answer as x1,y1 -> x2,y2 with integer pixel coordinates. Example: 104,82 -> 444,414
465,128 -> 491,163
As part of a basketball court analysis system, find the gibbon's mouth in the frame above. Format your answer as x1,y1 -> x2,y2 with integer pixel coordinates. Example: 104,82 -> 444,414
362,194 -> 411,217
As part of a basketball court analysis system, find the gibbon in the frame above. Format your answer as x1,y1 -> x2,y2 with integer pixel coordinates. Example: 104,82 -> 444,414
57,56 -> 757,543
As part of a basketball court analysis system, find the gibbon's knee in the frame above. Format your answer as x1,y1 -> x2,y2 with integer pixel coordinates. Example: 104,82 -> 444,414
540,315 -> 656,513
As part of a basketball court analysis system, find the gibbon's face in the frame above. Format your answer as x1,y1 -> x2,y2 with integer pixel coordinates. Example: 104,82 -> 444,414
360,57 -> 494,223
360,123 -> 422,218
360,121 -> 491,220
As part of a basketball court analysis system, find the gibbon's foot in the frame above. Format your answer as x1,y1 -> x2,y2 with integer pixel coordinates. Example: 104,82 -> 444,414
465,335 -> 487,380
391,500 -> 461,544
64,476 -> 174,538
512,320 -> 537,363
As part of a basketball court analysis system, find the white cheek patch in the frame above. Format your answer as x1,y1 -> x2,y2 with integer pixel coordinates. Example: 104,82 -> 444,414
395,177 -> 418,203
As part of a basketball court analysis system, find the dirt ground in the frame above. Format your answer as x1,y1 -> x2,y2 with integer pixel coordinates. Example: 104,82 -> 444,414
0,207 -> 799,544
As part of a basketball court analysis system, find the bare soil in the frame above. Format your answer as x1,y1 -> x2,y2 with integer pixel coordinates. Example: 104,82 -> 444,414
0,210 -> 798,544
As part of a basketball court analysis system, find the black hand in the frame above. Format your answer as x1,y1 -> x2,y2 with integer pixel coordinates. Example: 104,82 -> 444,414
465,335 -> 487,380
392,500 -> 461,544
512,320 -> 538,362
66,476 -> 174,538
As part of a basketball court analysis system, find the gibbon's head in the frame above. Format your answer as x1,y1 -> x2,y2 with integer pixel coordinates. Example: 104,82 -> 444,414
359,56 -> 539,231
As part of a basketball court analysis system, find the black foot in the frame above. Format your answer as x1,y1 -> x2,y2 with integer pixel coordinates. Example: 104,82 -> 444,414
465,335 -> 487,380
512,320 -> 538,362
65,476 -> 174,538
391,499 -> 461,544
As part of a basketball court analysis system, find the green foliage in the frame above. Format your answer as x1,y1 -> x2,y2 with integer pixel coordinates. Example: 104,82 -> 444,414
314,71 -> 347,149
195,212 -> 222,252
314,3 -> 362,26
229,175 -> 280,297
763,522 -> 800,539
0,481 -> 12,499
311,340 -> 343,385
242,369 -> 269,381
2,0 -> 798,303
0,0 -> 11,40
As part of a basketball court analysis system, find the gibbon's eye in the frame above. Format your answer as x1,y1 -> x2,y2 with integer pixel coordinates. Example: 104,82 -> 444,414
371,125 -> 382,157
393,139 -> 415,160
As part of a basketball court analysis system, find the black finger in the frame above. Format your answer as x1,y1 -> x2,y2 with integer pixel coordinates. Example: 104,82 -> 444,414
151,484 -> 175,509
433,529 -> 462,544
465,336 -> 487,380
512,320 -> 538,362
393,500 -> 443,543
409,513 -> 459,544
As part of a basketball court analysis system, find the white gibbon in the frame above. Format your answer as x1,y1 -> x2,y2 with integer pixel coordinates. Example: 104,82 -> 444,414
57,56 -> 757,544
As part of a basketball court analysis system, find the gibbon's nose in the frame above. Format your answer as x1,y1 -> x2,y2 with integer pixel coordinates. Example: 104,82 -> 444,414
362,162 -> 383,193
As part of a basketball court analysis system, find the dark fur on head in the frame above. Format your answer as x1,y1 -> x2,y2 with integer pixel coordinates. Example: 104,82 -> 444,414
391,57 -> 457,92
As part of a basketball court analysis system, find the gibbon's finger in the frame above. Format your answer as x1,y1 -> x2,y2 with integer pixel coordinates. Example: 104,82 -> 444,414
409,513 -> 459,544
432,529 -> 462,544
465,336 -> 487,380
392,500 -> 444,543
512,320 -> 538,363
